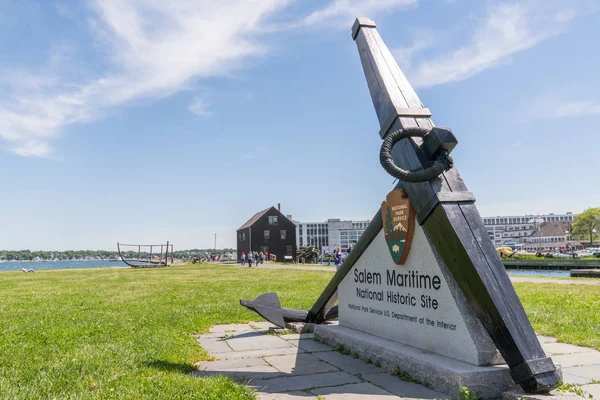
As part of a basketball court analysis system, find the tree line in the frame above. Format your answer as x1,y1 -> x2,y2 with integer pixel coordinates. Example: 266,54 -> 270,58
571,207 -> 600,245
0,248 -> 236,262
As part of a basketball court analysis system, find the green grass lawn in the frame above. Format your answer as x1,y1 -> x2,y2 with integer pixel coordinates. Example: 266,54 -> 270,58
1,265 -> 599,399
515,282 -> 600,350
0,264 -> 332,399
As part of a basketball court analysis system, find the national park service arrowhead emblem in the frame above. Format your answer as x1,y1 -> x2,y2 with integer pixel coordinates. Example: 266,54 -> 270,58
381,189 -> 415,265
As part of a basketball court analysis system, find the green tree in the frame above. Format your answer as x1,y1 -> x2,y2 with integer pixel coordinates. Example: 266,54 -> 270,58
572,207 -> 600,245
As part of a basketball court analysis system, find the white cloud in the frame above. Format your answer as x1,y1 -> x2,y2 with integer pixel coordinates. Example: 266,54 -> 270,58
188,97 -> 213,118
556,101 -> 600,118
0,0 -> 422,157
11,140 -> 53,158
0,0 -> 291,157
302,0 -> 417,28
398,1 -> 590,88
392,28 -> 436,71
520,91 -> 600,121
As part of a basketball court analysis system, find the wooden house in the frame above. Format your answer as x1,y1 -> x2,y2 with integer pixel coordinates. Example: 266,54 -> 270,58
237,206 -> 297,262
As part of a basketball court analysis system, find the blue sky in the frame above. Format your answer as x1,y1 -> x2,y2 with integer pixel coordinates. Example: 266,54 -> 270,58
1,0 -> 599,250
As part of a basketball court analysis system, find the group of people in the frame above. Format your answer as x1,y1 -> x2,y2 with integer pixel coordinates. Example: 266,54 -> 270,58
192,253 -> 220,263
240,250 -> 267,267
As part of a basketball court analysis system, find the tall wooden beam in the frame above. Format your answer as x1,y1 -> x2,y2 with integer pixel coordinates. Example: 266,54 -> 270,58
352,18 -> 558,393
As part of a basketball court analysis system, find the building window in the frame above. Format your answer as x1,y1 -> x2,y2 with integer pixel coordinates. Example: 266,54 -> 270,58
242,232 -> 245,241
281,230 -> 287,240
264,230 -> 270,239
286,245 -> 293,256
269,216 -> 278,224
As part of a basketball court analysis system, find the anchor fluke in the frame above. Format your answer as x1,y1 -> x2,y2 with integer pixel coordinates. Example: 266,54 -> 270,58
240,292 -> 320,328
240,292 -> 286,328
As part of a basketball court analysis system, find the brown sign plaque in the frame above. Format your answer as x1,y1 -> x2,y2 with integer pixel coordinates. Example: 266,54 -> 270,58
381,189 -> 415,265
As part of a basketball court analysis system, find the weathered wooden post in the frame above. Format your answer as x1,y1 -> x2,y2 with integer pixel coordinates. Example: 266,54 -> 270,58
349,17 -> 558,394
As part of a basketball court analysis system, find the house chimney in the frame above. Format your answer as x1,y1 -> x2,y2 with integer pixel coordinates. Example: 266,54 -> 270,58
278,203 -> 281,211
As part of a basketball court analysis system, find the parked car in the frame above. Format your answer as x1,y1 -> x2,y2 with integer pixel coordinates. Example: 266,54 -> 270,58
220,253 -> 237,261
552,252 -> 580,259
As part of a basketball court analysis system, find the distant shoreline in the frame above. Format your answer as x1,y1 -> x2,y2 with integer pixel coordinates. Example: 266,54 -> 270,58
0,265 -> 130,273
0,259 -> 130,273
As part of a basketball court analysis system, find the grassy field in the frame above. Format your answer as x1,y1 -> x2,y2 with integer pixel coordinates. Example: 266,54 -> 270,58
515,282 -> 600,350
0,264 -> 332,399
1,264 -> 599,399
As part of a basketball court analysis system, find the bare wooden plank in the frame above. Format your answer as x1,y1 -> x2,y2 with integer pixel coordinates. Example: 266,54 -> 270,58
355,32 -> 404,125
369,27 -> 423,109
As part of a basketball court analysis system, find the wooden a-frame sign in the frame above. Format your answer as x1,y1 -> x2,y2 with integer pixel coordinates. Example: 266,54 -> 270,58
241,17 -> 560,394
347,18 -> 559,393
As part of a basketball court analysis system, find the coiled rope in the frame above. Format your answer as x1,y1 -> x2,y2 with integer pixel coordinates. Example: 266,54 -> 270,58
379,127 -> 454,183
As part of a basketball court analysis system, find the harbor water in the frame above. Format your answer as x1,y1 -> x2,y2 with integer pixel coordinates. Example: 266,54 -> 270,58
0,260 -> 128,272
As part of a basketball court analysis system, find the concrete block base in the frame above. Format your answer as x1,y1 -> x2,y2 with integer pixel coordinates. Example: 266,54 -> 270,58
283,322 -> 315,333
315,323 -> 520,399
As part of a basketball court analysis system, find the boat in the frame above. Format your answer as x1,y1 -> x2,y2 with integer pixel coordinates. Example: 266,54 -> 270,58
117,242 -> 173,268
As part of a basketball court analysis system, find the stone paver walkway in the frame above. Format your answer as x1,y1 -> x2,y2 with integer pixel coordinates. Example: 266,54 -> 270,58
234,263 -> 336,272
192,322 -> 600,399
193,322 -> 449,399
194,322 -> 600,400
538,335 -> 600,392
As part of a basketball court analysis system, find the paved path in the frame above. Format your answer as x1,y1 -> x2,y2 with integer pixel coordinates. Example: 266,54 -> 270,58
510,277 -> 600,285
193,322 -> 448,399
230,263 -> 600,285
193,323 -> 600,399
239,264 -> 336,272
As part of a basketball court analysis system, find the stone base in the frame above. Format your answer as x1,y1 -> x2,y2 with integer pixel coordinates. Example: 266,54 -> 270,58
283,322 -> 315,333
503,389 -> 581,400
315,323 -> 521,399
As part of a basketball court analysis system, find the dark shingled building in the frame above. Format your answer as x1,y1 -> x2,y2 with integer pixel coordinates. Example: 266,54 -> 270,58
237,206 -> 297,262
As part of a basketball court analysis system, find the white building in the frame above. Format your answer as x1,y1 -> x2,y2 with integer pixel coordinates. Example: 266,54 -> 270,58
295,219 -> 370,254
482,212 -> 575,246
520,220 -> 579,252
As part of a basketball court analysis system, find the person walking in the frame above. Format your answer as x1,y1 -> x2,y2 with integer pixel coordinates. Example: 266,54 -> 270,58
241,252 -> 246,266
247,251 -> 254,267
334,247 -> 343,270
259,251 -> 264,265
